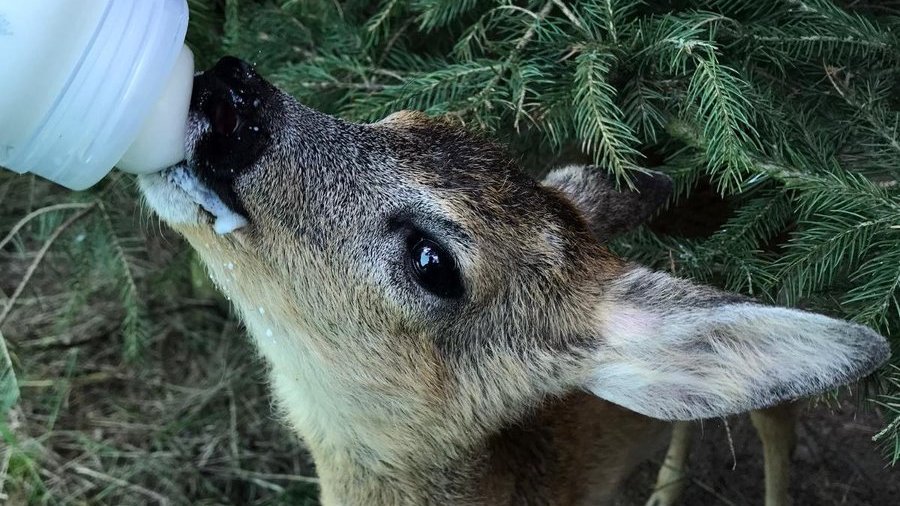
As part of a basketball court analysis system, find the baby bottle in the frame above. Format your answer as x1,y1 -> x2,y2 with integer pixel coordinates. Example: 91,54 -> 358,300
0,0 -> 194,190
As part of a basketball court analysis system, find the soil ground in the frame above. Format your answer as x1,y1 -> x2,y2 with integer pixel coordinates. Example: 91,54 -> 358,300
617,400 -> 899,505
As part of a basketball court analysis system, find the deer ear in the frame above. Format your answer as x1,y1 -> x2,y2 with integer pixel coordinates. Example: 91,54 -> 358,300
583,267 -> 890,421
542,165 -> 673,241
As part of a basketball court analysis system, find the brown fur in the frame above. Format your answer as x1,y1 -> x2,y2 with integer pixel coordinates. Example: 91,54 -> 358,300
138,57 -> 889,506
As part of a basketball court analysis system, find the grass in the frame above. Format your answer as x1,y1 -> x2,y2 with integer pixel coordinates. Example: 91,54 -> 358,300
0,173 -> 317,505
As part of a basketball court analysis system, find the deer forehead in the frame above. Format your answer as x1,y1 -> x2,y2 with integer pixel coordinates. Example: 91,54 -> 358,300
225,124 -> 601,292
167,107 -> 626,387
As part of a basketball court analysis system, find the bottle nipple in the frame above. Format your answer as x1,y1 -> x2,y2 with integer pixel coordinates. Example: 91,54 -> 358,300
116,45 -> 194,174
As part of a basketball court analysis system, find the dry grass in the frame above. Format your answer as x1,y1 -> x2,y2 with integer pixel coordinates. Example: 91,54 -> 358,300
1,174 -> 316,505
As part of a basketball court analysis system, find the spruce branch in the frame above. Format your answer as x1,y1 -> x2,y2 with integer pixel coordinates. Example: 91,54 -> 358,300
415,0 -> 479,32
365,0 -> 406,43
0,205 -> 95,327
825,68 -> 900,160
777,213 -> 893,305
704,190 -> 792,255
685,48 -> 758,193
96,203 -> 148,361
620,77 -> 667,143
844,243 -> 900,331
551,0 -> 587,35
573,49 -> 643,186
342,60 -> 502,121
457,1 -> 555,123
579,0 -> 635,43
873,366 -> 900,464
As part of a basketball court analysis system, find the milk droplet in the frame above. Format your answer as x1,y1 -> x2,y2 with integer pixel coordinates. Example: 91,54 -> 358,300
265,328 -> 273,337
169,165 -> 248,235
226,262 -> 235,270
214,213 -> 249,235
258,307 -> 265,315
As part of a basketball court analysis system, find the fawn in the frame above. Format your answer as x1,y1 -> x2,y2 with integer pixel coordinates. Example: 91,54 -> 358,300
139,57 -> 889,505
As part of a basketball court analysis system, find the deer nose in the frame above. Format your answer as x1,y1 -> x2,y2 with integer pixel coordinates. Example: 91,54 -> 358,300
196,57 -> 266,137
208,56 -> 259,87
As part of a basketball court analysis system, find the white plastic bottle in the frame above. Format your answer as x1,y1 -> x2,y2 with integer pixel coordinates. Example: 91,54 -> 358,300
0,0 -> 194,190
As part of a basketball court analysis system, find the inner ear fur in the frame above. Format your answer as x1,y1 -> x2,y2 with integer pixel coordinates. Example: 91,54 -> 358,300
584,266 -> 890,420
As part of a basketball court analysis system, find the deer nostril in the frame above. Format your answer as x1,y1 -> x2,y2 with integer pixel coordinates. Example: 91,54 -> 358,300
200,57 -> 263,136
211,98 -> 241,136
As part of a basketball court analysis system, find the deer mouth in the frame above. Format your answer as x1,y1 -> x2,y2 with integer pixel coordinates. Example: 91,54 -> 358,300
163,163 -> 249,234
137,162 -> 249,235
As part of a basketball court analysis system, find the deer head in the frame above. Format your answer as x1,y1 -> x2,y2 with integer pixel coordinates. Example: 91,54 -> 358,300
139,57 -> 889,487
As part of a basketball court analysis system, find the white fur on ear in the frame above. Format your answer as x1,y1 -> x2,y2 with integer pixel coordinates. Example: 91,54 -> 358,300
586,268 -> 890,420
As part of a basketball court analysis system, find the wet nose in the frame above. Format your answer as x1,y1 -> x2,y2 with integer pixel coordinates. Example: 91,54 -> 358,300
208,56 -> 259,87
188,57 -> 270,216
195,57 -> 266,137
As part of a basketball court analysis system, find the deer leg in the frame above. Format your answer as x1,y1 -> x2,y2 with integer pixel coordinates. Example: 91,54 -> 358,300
750,402 -> 800,506
645,421 -> 693,506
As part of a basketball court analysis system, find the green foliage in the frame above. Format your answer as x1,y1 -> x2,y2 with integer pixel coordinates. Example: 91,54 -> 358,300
874,365 -> 900,463
573,48 -> 643,184
0,184 -> 152,361
0,166 -> 315,501
0,330 -> 17,413
0,335 -> 17,498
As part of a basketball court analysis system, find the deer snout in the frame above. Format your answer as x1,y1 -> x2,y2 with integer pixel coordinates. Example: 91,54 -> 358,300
176,56 -> 277,223
195,57 -> 267,139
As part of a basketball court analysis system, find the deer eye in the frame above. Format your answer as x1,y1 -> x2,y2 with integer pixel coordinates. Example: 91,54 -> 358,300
407,236 -> 463,299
